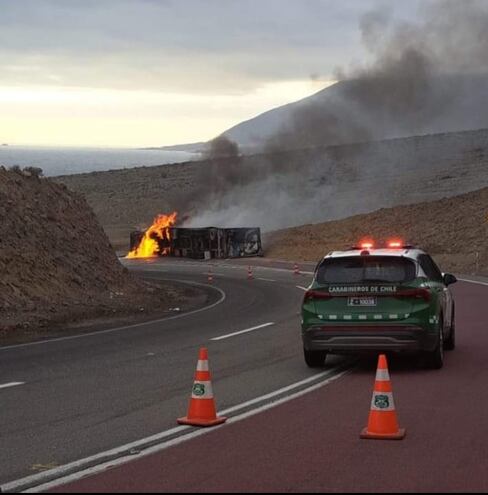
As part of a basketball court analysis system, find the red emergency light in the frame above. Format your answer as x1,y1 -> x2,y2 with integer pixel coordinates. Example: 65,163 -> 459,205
349,239 -> 414,251
388,240 -> 403,248
360,242 -> 374,250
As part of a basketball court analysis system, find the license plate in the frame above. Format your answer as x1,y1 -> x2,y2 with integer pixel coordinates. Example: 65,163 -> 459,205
348,296 -> 377,307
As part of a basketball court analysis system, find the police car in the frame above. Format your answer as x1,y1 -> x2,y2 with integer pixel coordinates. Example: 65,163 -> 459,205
301,241 -> 457,369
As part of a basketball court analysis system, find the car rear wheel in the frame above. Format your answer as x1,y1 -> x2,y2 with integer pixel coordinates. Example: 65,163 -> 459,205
304,349 -> 327,368
425,317 -> 444,369
444,306 -> 456,351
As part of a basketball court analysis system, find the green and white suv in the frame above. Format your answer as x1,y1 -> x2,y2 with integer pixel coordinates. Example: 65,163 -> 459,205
301,243 -> 457,369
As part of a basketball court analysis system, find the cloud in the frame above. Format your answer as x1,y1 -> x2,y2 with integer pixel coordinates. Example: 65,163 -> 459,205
182,0 -> 488,232
0,0 -> 420,93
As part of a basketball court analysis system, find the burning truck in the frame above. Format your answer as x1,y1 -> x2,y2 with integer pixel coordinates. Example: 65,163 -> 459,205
127,212 -> 263,260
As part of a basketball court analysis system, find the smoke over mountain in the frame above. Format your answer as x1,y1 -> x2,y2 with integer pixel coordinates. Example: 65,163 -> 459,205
184,1 -> 488,231
269,0 -> 488,150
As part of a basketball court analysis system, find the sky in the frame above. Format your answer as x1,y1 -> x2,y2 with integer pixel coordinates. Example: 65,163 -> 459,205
0,0 -> 425,147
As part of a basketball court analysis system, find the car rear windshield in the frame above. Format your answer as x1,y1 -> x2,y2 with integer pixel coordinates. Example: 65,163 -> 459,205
316,256 -> 417,284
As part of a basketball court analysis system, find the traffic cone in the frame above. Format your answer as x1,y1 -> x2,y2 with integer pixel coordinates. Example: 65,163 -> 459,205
293,262 -> 300,275
207,268 -> 213,283
177,348 -> 227,427
247,266 -> 254,280
360,354 -> 406,440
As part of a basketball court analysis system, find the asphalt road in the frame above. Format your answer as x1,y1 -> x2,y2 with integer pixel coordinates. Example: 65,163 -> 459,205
2,259 -> 486,492
46,274 -> 488,493
0,258 -> 333,488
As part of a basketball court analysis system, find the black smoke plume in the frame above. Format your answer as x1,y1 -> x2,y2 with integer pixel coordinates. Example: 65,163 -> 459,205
183,1 -> 488,231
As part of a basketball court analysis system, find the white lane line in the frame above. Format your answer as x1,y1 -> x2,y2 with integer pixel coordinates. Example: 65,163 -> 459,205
0,382 -> 25,390
256,277 -> 276,282
293,278 -> 488,292
133,262 -> 315,276
220,368 -> 343,415
225,265 -> 312,278
0,281 -> 225,353
8,366 -> 351,494
458,278 -> 488,287
210,322 -> 275,341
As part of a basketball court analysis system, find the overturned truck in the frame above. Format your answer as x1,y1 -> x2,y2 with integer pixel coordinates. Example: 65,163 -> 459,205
130,227 -> 263,259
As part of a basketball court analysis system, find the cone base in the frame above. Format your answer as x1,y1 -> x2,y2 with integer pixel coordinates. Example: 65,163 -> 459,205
360,427 -> 406,440
177,416 -> 227,428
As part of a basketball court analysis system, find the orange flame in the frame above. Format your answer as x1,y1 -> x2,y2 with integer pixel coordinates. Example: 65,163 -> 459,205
126,212 -> 178,259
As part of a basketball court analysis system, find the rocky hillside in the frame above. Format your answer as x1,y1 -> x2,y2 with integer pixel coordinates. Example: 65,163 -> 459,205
0,167 -> 188,341
56,128 -> 488,251
221,75 -> 488,151
265,187 -> 488,276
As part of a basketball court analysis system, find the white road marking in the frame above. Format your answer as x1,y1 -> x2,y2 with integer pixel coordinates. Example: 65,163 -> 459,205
7,366 -> 351,494
458,278 -> 488,287
2,268 -> 484,491
130,260 -> 315,276
210,322 -> 275,341
256,277 -> 276,282
0,282 -> 226,353
296,285 -> 308,291
219,368 -> 347,415
0,382 -> 25,390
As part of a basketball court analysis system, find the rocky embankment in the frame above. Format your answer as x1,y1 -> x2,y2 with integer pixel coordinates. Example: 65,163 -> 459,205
0,167 -> 195,342
265,187 -> 488,275
56,128 -> 488,251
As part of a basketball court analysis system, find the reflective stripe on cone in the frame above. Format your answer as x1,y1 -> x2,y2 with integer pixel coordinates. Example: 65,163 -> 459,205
177,348 -> 227,428
361,354 -> 405,440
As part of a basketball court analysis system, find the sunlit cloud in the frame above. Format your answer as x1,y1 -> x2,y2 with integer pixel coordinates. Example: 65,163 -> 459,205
0,79 -> 336,147
0,0 -> 422,146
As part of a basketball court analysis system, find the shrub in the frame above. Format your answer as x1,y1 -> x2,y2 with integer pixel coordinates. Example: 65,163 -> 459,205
23,166 -> 44,178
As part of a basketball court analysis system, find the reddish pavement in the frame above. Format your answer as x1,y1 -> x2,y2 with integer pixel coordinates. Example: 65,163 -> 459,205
52,281 -> 488,493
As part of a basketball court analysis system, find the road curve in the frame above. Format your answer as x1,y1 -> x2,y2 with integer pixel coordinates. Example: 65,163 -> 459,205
0,258 -> 332,488
45,276 -> 488,493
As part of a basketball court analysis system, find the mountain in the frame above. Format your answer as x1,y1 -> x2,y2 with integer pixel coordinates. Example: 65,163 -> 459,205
57,127 -> 488,245
221,73 -> 488,152
142,141 -> 207,153
167,73 -> 488,153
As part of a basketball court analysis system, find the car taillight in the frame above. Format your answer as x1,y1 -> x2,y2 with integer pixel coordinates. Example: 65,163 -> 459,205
395,288 -> 431,302
304,290 -> 332,302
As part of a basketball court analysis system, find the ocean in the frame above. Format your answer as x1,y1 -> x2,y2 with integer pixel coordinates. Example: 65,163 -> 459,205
0,145 -> 199,177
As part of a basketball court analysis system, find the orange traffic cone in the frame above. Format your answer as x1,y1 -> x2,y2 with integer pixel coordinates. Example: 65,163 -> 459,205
207,268 -> 213,283
293,263 -> 300,275
177,348 -> 227,427
360,354 -> 406,440
247,266 -> 254,280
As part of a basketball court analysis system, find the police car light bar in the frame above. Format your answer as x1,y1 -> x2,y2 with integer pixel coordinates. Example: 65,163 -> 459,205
348,240 -> 416,250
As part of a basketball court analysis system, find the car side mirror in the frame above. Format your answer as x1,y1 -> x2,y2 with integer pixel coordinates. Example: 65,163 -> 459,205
443,273 -> 457,286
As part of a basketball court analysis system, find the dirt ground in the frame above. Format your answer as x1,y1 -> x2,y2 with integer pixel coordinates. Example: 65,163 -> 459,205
0,167 -> 204,343
55,128 -> 488,253
264,186 -> 488,276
